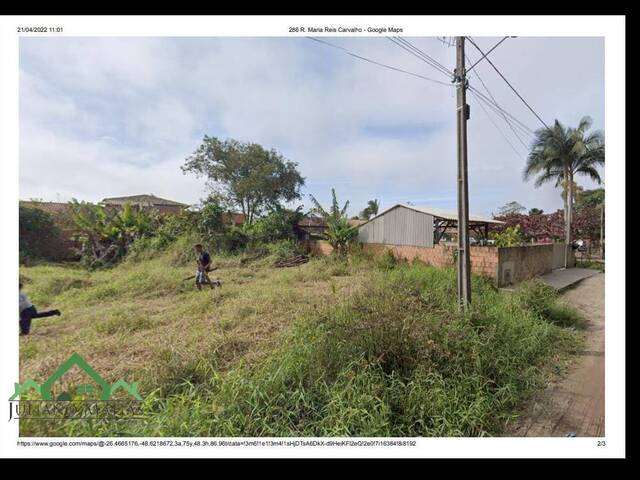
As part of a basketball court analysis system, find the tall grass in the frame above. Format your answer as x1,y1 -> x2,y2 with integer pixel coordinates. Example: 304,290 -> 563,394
22,259 -> 583,437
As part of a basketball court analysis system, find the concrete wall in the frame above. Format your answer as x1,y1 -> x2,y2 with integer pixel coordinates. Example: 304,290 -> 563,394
497,243 -> 574,287
552,242 -> 576,269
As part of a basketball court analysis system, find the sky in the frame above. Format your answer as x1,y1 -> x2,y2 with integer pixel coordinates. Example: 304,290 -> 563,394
19,36 -> 604,217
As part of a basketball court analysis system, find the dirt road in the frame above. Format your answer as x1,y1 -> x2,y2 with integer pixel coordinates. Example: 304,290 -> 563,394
509,273 -> 605,437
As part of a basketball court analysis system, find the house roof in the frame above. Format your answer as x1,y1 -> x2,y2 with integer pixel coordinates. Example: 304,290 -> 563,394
20,201 -> 70,214
297,215 -> 326,228
101,194 -> 187,207
348,218 -> 368,227
363,204 -> 504,226
297,216 -> 367,228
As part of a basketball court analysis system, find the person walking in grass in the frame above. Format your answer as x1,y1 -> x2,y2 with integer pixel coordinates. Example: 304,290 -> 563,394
19,281 -> 61,335
194,244 -> 221,290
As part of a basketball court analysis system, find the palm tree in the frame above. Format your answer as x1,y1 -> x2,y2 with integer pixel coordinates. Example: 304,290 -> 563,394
360,199 -> 380,220
524,116 -> 604,266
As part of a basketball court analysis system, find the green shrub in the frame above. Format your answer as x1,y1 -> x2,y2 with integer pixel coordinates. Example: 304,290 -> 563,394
492,225 -> 526,247
376,249 -> 397,270
576,260 -> 605,272
197,201 -> 225,238
246,207 -> 303,244
19,206 -> 67,263
219,226 -> 250,253
512,280 -> 557,317
513,280 -> 584,328
266,239 -> 305,260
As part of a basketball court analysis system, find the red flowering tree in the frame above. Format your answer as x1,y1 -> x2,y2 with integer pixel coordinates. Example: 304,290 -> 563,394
573,207 -> 602,243
492,207 -> 602,245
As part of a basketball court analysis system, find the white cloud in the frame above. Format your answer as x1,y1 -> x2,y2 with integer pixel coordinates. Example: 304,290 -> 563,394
19,36 -> 604,216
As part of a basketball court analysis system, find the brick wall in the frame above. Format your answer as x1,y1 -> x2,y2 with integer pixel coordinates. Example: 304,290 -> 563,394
361,243 -> 499,282
362,243 -> 452,267
470,246 -> 500,279
304,239 -> 576,287
304,239 -> 335,256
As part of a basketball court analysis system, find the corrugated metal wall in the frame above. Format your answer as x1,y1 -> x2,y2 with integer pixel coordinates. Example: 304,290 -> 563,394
358,206 -> 434,247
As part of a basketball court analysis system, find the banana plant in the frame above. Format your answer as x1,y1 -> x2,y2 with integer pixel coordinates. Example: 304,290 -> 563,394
308,188 -> 357,255
68,199 -> 160,267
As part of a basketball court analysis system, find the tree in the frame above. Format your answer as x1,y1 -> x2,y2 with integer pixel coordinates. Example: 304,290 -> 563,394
181,136 -> 305,224
528,208 -> 544,215
197,197 -> 226,238
524,116 -> 604,264
493,211 -> 565,242
309,188 -> 358,255
359,199 -> 380,220
559,179 -> 584,208
246,205 -> 304,243
491,225 -> 526,247
19,206 -> 64,262
572,207 -> 602,244
576,187 -> 605,209
497,201 -> 526,216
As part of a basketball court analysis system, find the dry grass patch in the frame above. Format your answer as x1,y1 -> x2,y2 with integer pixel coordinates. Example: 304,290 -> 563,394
19,254 -> 368,399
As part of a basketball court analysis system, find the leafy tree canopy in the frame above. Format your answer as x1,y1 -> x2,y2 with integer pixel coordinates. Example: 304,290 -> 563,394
19,206 -> 63,262
246,205 -> 304,244
498,201 -> 526,216
576,188 -> 605,209
491,225 -> 526,247
182,136 -> 305,224
359,199 -> 380,220
524,116 -> 604,190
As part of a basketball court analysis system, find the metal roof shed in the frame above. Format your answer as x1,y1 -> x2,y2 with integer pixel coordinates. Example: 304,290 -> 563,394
357,204 -> 503,248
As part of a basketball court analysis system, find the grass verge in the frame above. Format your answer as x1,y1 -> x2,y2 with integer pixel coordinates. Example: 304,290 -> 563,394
19,251 -> 582,437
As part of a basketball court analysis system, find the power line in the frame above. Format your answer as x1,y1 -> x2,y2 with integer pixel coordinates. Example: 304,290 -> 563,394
466,53 -> 530,150
307,36 -> 535,151
468,84 -> 535,135
388,37 -> 451,78
468,85 -> 535,137
466,36 -> 509,73
386,37 -> 452,79
307,37 -> 454,87
392,37 -> 453,78
469,89 -> 525,159
472,92 -> 535,141
465,36 -> 550,130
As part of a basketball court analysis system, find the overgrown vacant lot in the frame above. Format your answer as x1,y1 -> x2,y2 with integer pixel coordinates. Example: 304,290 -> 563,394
19,241 -> 584,437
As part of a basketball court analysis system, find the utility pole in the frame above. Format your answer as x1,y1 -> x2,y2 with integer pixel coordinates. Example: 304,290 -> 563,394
455,36 -> 472,308
563,174 -> 572,269
600,202 -> 605,260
